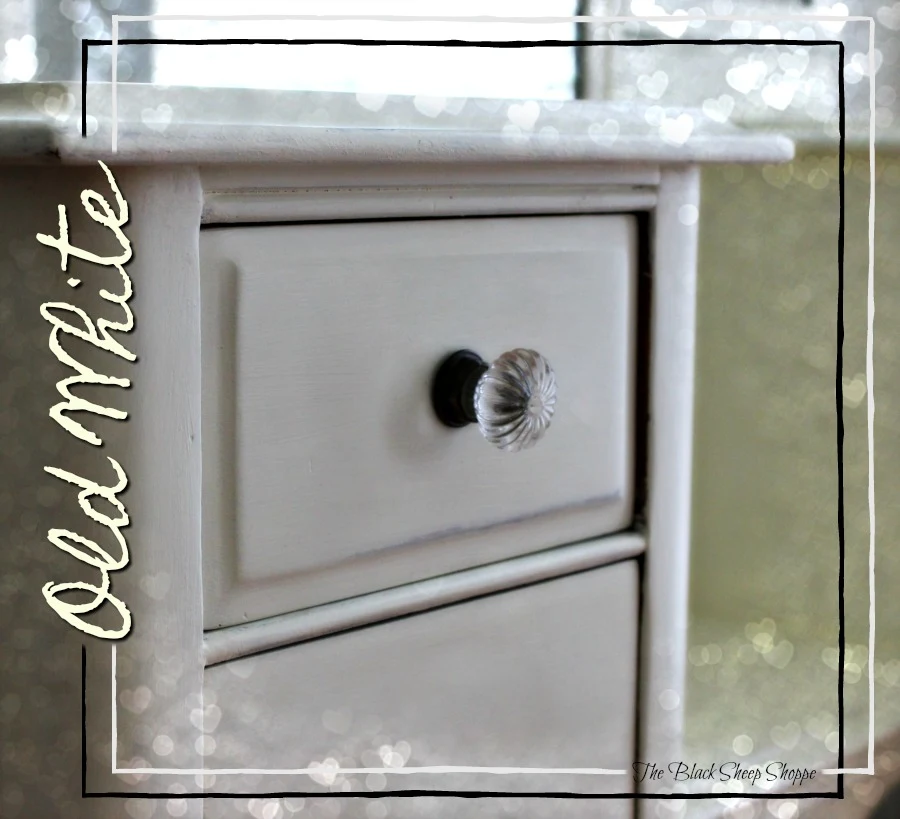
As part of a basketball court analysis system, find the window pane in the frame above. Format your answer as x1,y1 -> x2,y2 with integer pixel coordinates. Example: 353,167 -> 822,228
581,0 -> 893,140
0,0 -> 154,84
150,0 -> 579,99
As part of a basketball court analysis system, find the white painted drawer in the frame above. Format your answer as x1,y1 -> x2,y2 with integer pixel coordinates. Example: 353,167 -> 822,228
201,215 -> 637,628
203,560 -> 638,813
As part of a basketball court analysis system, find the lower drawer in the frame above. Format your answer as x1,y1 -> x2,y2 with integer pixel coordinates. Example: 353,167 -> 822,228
202,560 -> 639,814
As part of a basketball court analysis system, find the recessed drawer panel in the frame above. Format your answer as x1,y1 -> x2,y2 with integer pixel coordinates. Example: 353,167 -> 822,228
203,560 -> 639,813
201,215 -> 637,628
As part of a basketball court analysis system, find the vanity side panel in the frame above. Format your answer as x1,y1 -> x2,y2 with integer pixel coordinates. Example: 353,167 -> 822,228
104,165 -> 206,805
0,163 -> 205,815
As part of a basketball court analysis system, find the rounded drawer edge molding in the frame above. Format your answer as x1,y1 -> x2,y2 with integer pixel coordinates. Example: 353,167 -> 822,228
203,532 -> 645,668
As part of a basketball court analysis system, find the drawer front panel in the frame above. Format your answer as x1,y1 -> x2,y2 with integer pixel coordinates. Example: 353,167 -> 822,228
203,560 -> 639,813
201,215 -> 637,627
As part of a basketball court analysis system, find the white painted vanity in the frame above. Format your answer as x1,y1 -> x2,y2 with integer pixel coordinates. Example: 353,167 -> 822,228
0,82 -> 792,818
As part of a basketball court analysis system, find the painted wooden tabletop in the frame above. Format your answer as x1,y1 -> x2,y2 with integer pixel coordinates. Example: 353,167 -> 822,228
0,81 -> 794,165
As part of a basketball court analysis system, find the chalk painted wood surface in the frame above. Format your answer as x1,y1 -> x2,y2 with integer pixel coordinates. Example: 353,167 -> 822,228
101,166 -> 206,810
0,164 -> 206,817
204,532 -> 646,667
201,183 -> 659,225
0,84 -> 794,817
0,82 -> 794,166
637,168 -> 700,808
199,162 -> 664,195
201,215 -> 637,629
202,560 -> 638,817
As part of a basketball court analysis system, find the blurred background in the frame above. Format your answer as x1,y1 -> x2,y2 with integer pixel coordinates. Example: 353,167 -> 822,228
0,0 -> 896,817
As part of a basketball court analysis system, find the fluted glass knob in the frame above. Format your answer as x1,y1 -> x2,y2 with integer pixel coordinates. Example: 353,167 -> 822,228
431,348 -> 557,453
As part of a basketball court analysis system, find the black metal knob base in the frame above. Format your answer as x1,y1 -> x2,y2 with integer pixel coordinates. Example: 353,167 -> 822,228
431,350 -> 489,428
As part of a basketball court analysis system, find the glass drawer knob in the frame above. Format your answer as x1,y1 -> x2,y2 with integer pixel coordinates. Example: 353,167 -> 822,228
431,348 -> 557,453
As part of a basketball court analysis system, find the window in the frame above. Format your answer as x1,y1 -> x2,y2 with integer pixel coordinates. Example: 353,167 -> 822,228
151,0 -> 579,100
3,0 -> 892,138
1,0 -> 581,100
